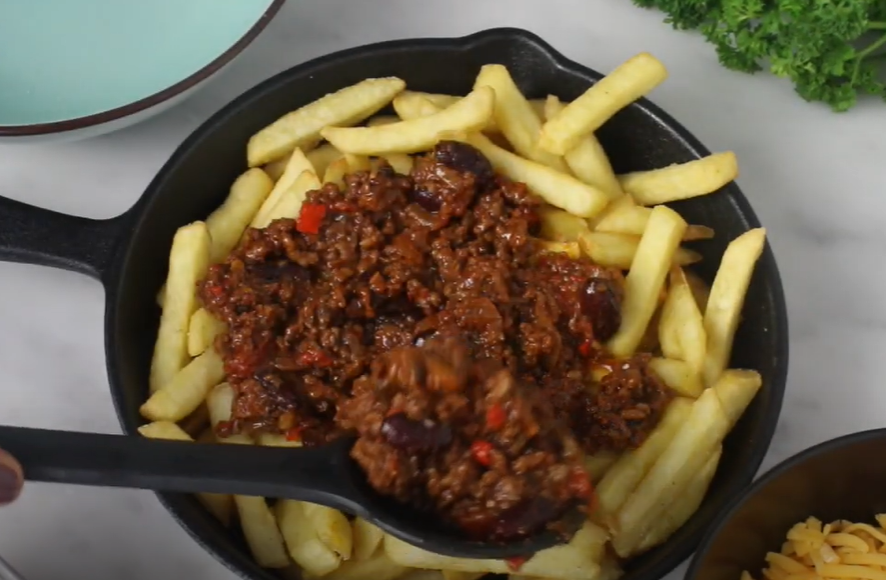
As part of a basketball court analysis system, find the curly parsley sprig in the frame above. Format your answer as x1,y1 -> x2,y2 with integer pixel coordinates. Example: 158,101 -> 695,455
632,0 -> 886,111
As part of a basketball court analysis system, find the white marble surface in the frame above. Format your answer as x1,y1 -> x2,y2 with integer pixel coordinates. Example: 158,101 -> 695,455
1,0 -> 885,578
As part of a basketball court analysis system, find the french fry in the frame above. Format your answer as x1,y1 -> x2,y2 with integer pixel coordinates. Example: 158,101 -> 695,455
685,268 -> 711,312
251,148 -> 315,228
150,222 -> 211,393
137,420 -> 192,440
659,267 -> 707,375
539,53 -> 668,155
595,397 -> 693,517
584,451 -> 621,481
322,87 -> 494,155
594,202 -> 714,241
703,228 -> 766,386
324,157 -> 350,187
367,115 -> 402,127
178,403 -> 210,437
635,446 -> 721,553
276,499 -> 342,577
263,156 -> 289,182
404,91 -> 545,131
301,503 -> 353,559
382,153 -> 414,174
618,152 -> 738,205
384,521 -> 608,580
539,206 -> 591,242
207,168 -> 274,262
536,240 -> 582,259
307,144 -> 343,176
352,518 -> 385,561
712,369 -> 763,429
259,170 -> 323,226
607,206 -> 687,356
473,65 -> 568,172
464,132 -> 609,218
392,92 -> 452,123
545,95 -> 622,198
612,388 -> 730,556
140,349 -> 225,422
187,308 -> 226,357
309,549 -> 406,580
247,77 -> 406,166
649,357 -> 704,398
236,495 -> 290,568
257,433 -> 303,448
578,231 -> 701,270
206,383 -> 254,445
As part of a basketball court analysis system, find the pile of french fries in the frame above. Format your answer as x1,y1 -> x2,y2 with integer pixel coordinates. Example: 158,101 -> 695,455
139,50 -> 766,580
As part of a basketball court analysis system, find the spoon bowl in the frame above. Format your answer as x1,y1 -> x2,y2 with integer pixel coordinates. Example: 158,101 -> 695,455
0,425 -> 578,559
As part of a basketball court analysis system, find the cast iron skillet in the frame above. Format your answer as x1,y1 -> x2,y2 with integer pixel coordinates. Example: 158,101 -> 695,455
0,28 -> 788,580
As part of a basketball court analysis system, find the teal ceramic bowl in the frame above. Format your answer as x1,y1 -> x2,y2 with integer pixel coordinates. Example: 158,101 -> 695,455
0,0 -> 284,143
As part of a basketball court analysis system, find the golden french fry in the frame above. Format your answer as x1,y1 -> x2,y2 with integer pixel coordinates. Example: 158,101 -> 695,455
384,521 -> 608,580
206,383 -> 254,445
685,268 -> 711,313
510,554 -> 622,580
251,148 -> 315,228
263,156 -> 289,182
538,206 -> 591,242
464,132 -> 609,218
649,357 -> 704,398
402,91 -> 546,128
259,170 -> 323,227
344,153 -> 372,173
659,267 -> 707,376
712,369 -> 763,429
703,228 -> 766,386
322,87 -> 494,155
307,143 -> 343,176
247,77 -> 406,166
578,231 -> 700,270
545,95 -> 622,198
392,92 -> 452,122
612,388 -> 730,556
137,421 -> 233,526
635,445 -> 722,553
187,308 -> 226,357
207,169 -> 274,262
150,221 -> 211,393
275,499 -> 342,577
140,349 -> 225,422
324,157 -> 350,188
594,202 -> 714,241
539,53 -> 668,155
607,206 -> 687,357
366,115 -> 401,127
309,549 -> 406,580
382,153 -> 414,174
352,517 -> 385,561
301,503 -> 353,559
257,433 -> 303,448
584,451 -> 620,481
236,495 -> 290,568
595,397 -> 693,517
618,152 -> 738,205
474,65 -> 568,172
536,240 -> 581,260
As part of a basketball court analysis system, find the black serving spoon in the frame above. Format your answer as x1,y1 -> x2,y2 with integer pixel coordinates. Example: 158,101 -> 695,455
0,425 -> 580,559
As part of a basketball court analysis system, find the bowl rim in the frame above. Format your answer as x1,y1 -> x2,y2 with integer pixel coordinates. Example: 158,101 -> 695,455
684,428 -> 886,580
0,0 -> 285,138
113,26 -> 789,580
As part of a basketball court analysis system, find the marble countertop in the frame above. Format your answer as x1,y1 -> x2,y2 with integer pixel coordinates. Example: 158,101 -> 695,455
2,0 -> 885,578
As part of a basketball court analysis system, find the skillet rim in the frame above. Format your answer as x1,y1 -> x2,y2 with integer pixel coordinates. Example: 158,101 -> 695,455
104,26 -> 789,580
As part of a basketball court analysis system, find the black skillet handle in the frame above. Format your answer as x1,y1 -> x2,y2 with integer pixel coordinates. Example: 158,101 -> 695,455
0,195 -> 133,281
0,425 -> 365,510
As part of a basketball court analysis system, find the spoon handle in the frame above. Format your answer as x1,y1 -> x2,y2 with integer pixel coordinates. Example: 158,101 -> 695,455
0,425 -> 364,511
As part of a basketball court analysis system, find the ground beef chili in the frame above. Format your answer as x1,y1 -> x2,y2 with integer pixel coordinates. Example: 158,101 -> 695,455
338,335 -> 591,541
199,140 -> 674,498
